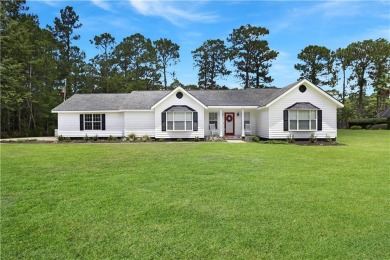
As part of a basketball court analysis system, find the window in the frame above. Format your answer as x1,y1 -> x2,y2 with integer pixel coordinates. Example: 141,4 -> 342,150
289,110 -> 317,131
209,112 -> 218,129
166,112 -> 193,131
244,112 -> 250,126
84,114 -> 102,130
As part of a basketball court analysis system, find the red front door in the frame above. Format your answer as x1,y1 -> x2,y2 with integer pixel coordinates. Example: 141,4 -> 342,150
225,112 -> 235,136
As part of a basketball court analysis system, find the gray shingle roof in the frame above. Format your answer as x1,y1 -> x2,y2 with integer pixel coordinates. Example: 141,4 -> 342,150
286,102 -> 320,110
52,81 -> 301,112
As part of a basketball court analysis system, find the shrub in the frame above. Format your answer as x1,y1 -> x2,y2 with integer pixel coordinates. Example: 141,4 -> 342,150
92,135 -> 98,141
58,135 -> 65,141
251,136 -> 260,142
286,134 -> 295,143
370,124 -> 387,130
128,133 -> 136,141
108,135 -> 117,141
350,125 -> 362,130
348,118 -> 386,129
309,133 -> 317,143
64,137 -> 71,142
194,136 -> 200,142
176,138 -> 183,142
159,138 -> 165,142
365,125 -> 372,130
142,135 -> 150,142
325,134 -> 332,142
83,134 -> 90,142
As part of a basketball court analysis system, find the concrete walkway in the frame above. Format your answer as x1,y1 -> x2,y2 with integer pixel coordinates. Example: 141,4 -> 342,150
225,139 -> 246,143
0,137 -> 57,142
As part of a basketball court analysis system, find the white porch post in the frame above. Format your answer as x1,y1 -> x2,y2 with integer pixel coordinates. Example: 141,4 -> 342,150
219,109 -> 223,137
241,108 -> 245,137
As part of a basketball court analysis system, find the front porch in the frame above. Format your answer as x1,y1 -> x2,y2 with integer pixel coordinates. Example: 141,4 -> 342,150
205,107 -> 257,138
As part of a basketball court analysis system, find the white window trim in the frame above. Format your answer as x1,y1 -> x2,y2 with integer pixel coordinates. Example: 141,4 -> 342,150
166,111 -> 193,131
84,114 -> 102,130
289,110 -> 317,131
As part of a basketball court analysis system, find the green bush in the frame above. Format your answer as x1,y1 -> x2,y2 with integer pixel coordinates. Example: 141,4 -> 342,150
309,134 -> 317,143
159,138 -> 165,142
176,138 -> 183,142
348,118 -> 386,129
92,135 -> 98,141
286,134 -> 295,143
350,125 -> 362,130
58,135 -> 64,141
370,124 -> 387,130
325,135 -> 332,142
83,134 -> 90,142
365,125 -> 372,130
194,136 -> 200,142
142,135 -> 150,142
108,135 -> 117,142
128,133 -> 136,141
251,136 -> 260,142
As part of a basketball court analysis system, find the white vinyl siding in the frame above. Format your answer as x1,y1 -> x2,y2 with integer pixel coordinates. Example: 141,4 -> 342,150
154,89 -> 204,139
57,112 -> 123,137
268,84 -> 338,139
124,111 -> 154,137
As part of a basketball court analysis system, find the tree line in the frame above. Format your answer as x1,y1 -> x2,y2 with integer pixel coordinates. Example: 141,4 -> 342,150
1,1 -> 389,137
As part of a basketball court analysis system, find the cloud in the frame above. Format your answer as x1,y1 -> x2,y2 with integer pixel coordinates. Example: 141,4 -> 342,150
91,0 -> 112,11
128,0 -> 218,26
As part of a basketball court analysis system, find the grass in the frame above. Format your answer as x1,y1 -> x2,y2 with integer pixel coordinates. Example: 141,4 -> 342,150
1,130 -> 389,259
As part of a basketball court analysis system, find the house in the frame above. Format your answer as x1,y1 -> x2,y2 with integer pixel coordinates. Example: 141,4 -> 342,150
52,79 -> 344,140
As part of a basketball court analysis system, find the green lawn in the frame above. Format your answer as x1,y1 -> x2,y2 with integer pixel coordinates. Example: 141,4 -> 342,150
1,130 -> 389,259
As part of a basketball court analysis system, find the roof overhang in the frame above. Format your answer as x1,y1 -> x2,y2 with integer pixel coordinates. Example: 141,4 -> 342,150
286,102 -> 320,110
52,110 -> 121,114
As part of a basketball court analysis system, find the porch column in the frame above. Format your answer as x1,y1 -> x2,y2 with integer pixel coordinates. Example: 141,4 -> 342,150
219,109 -> 223,137
241,108 -> 245,137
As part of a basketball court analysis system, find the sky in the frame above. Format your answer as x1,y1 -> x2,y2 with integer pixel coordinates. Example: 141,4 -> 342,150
27,0 -> 389,90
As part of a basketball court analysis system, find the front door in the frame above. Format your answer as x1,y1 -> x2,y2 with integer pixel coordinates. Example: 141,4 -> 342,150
225,112 -> 235,136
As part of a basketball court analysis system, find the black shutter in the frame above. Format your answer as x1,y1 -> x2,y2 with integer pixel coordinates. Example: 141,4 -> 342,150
102,114 -> 106,130
283,110 -> 288,131
80,114 -> 84,131
193,112 -> 198,131
162,112 -> 166,131
317,110 -> 322,131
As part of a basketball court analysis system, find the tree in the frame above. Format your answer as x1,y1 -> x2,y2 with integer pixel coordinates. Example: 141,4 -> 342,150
334,48 -> 351,104
113,33 -> 160,91
294,45 -> 337,88
47,6 -> 83,97
153,38 -> 180,89
90,33 -> 116,92
369,38 -> 390,114
227,24 -> 278,88
192,39 -> 230,89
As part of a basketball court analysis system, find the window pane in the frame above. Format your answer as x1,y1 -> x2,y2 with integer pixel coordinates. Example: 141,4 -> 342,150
310,110 -> 316,119
85,114 -> 92,121
167,112 -> 173,121
244,112 -> 250,121
290,120 -> 297,130
298,110 -> 310,120
311,120 -> 316,130
209,113 -> 217,121
175,112 -> 185,121
167,121 -> 173,130
289,110 -> 297,120
186,112 -> 192,120
93,114 -> 101,121
175,121 -> 185,130
85,122 -> 92,130
299,120 -> 310,130
93,122 -> 101,130
186,121 -> 192,130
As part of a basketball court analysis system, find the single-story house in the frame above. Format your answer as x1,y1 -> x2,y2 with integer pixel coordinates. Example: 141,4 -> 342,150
52,79 -> 344,140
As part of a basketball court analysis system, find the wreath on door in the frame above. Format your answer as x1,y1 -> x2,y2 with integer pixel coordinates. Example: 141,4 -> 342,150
226,115 -> 233,122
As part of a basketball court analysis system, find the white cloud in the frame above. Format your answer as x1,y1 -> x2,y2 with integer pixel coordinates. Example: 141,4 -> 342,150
91,0 -> 112,11
128,0 -> 218,26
